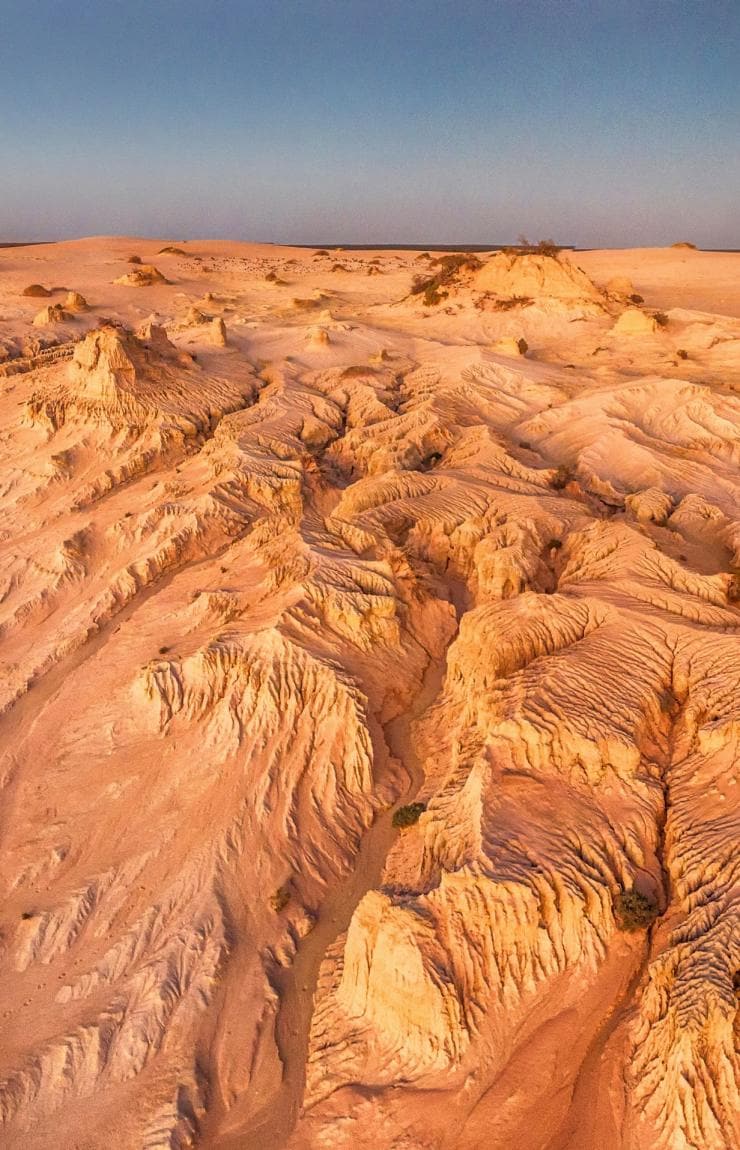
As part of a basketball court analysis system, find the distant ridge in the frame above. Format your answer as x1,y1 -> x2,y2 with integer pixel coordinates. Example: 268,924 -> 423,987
290,243 -> 576,252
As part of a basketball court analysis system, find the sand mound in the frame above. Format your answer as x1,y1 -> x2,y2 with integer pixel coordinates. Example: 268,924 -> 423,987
209,316 -> 227,345
474,251 -> 604,302
306,325 -> 331,346
606,275 -> 635,295
113,264 -> 168,287
64,291 -> 88,311
22,283 -> 52,297
182,306 -> 209,326
613,307 -> 658,334
32,303 -> 68,326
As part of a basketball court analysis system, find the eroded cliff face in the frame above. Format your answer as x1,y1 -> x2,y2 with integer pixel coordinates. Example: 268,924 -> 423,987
0,241 -> 738,1150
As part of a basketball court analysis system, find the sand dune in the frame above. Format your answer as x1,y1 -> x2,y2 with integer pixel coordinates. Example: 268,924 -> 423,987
0,239 -> 738,1150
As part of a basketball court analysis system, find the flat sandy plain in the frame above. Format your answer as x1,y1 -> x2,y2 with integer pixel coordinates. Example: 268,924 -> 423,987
0,239 -> 738,1149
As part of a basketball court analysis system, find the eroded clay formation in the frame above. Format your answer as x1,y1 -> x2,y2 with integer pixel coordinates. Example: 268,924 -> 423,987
0,239 -> 738,1150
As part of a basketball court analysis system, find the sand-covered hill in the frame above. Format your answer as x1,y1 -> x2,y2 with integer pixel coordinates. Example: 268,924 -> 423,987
0,239 -> 738,1150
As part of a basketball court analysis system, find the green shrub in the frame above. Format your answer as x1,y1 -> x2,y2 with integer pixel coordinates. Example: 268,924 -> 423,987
392,801 -> 426,829
613,889 -> 658,931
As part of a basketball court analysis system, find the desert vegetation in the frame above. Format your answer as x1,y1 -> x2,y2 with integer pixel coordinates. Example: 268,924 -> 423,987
392,801 -> 427,828
410,251 -> 482,305
613,889 -> 659,931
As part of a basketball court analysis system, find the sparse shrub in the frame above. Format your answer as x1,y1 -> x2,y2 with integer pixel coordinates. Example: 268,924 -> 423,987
671,241 -> 697,249
410,275 -> 445,305
494,295 -> 533,311
613,889 -> 659,931
550,465 -> 574,490
313,249 -> 329,257
677,348 -> 689,360
127,254 -> 143,264
534,238 -> 562,257
270,886 -> 291,912
429,252 -> 482,274
517,337 -> 529,355
392,801 -> 426,829
158,246 -> 187,256
159,646 -> 170,655
629,293 -> 644,304
331,263 -> 348,272
546,538 -> 563,551
519,440 -> 532,450
510,236 -> 563,257
653,311 -> 669,328
410,252 -> 481,307
423,282 -> 446,306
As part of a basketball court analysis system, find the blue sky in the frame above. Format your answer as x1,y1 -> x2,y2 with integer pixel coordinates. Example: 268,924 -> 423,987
0,0 -> 737,246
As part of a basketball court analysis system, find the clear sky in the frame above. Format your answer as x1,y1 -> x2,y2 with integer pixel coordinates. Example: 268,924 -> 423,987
0,0 -> 737,247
